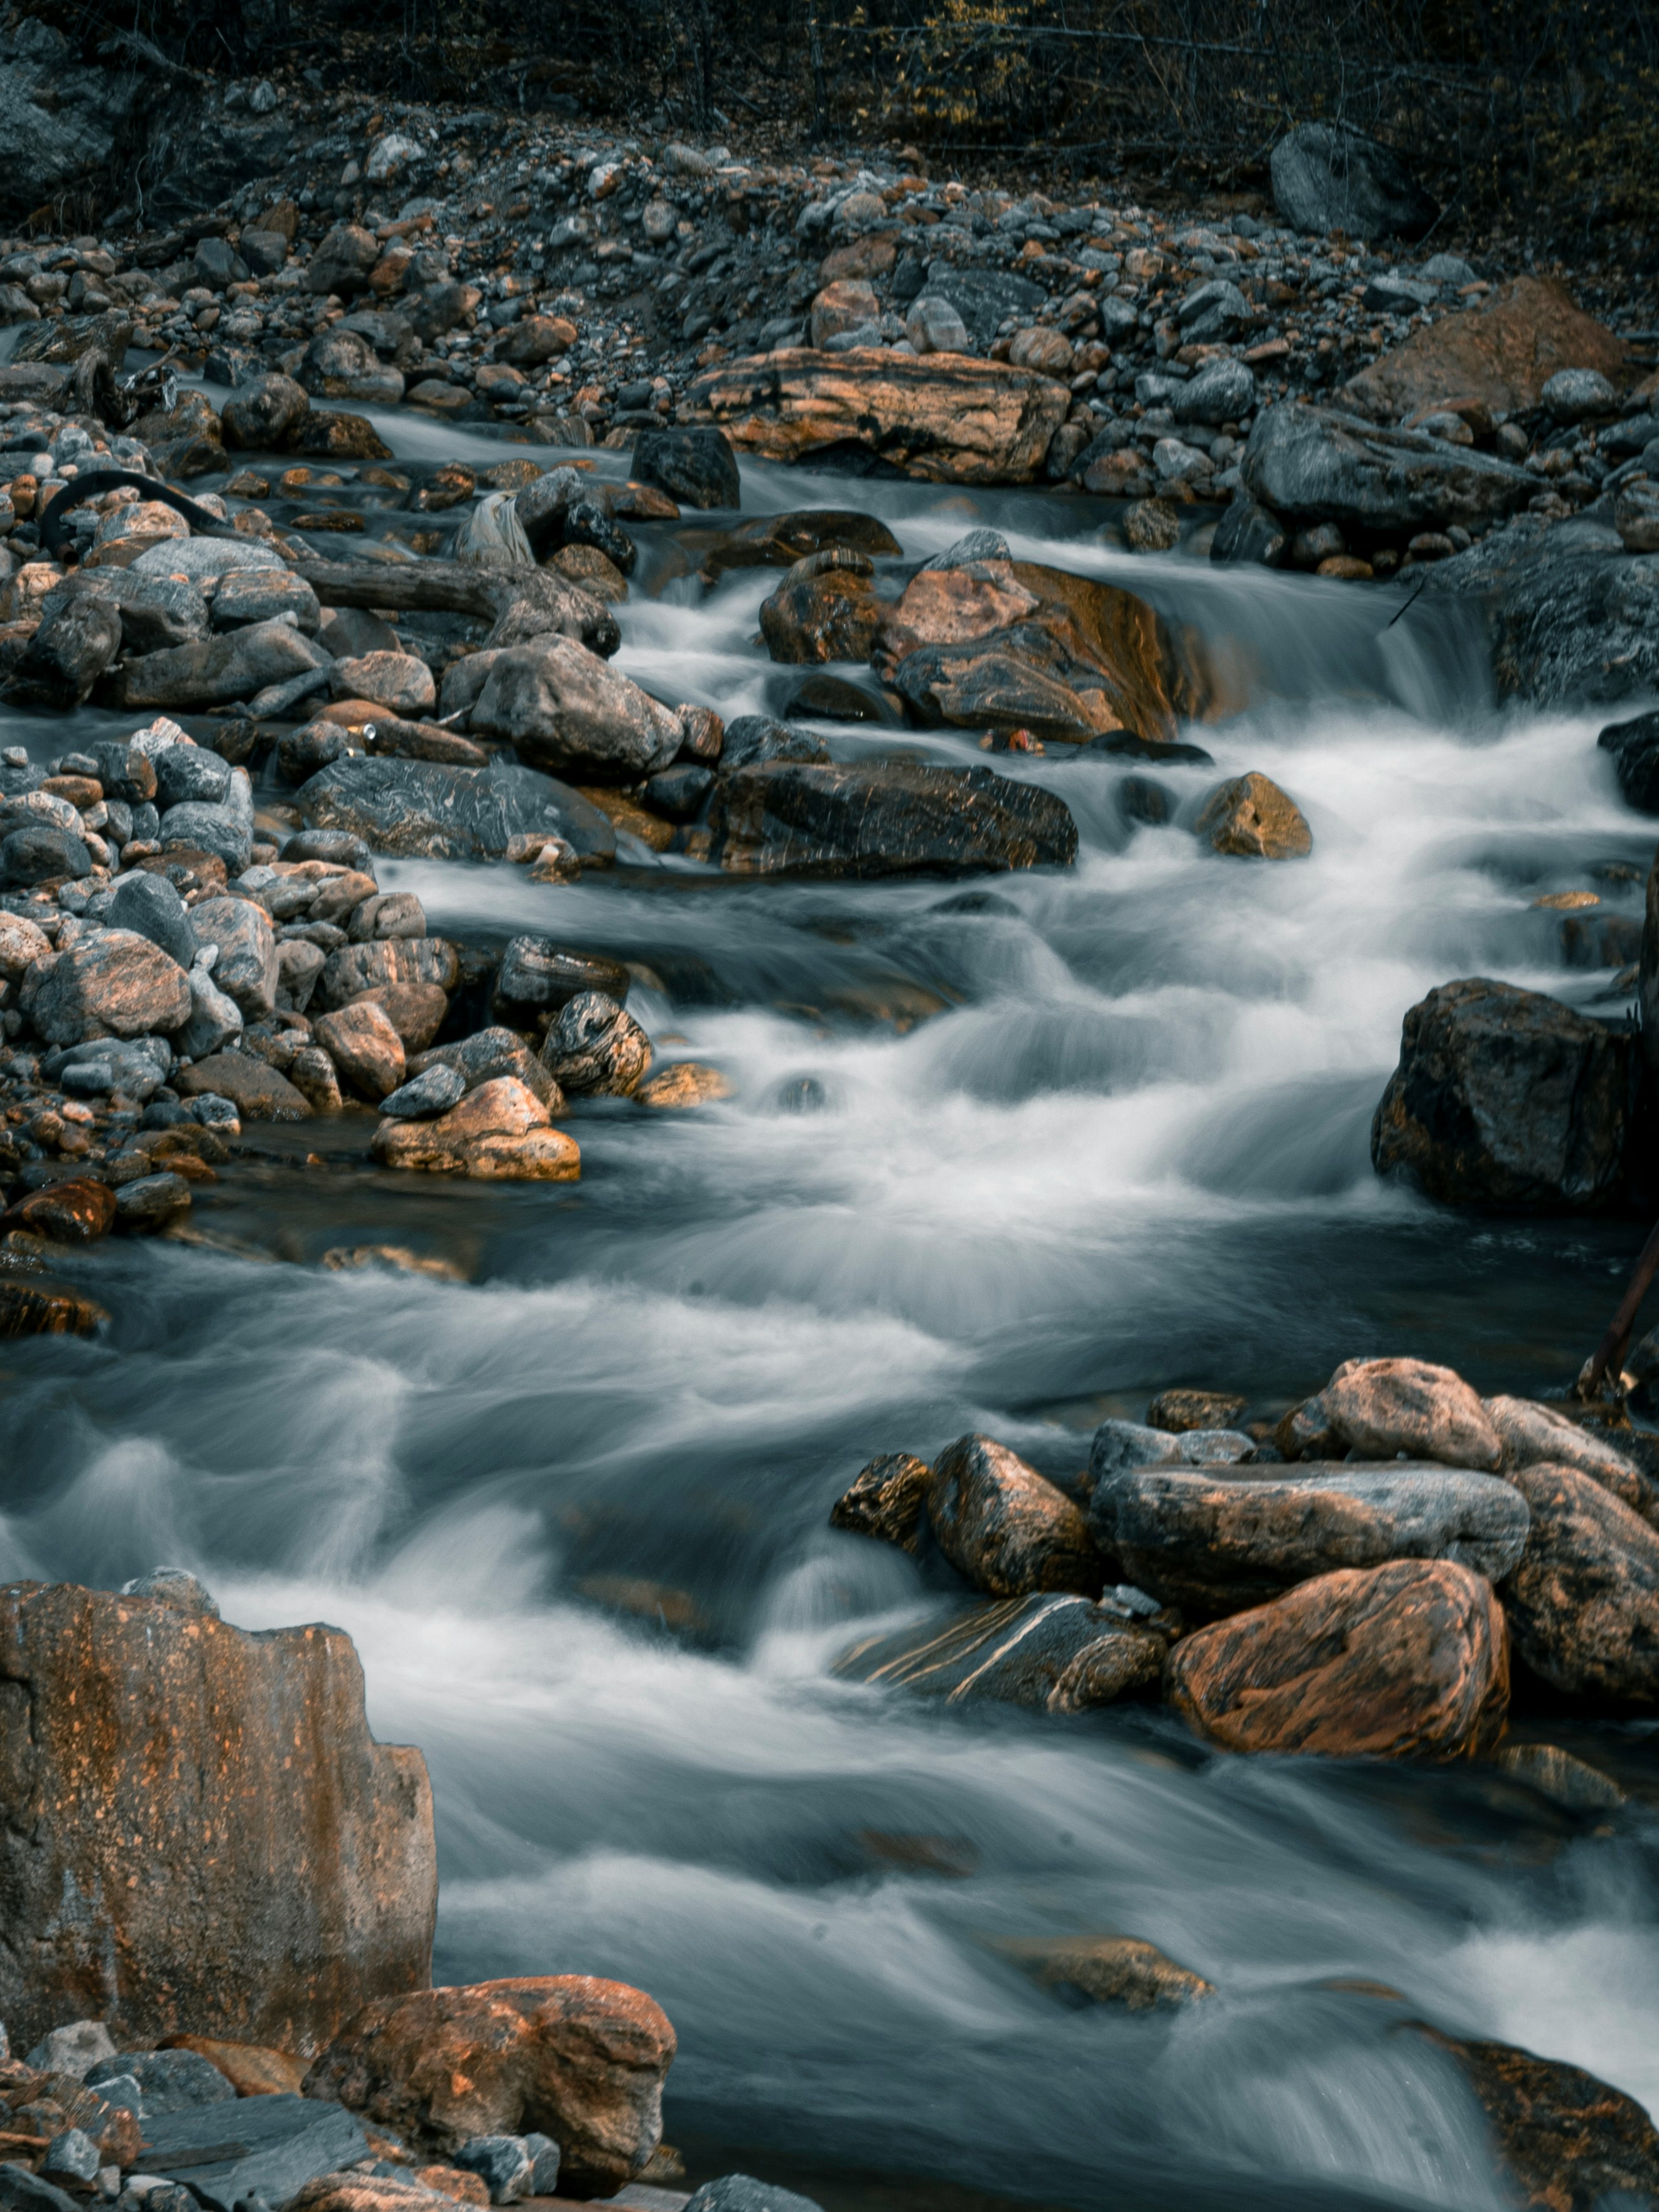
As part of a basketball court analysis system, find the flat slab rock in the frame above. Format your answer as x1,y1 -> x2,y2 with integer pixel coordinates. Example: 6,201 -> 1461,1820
1241,401 -> 1535,532
833,1593 -> 1166,1712
1089,1461 -> 1530,1617
706,759 -> 1078,876
297,757 -> 617,863
133,2092 -> 367,2211
685,348 -> 1071,484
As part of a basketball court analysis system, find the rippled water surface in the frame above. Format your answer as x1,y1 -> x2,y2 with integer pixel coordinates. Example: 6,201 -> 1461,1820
5,404 -> 1658,2212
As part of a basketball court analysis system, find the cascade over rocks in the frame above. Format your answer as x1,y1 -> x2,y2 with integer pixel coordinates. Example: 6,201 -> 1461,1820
0,1578 -> 435,2054
303,1976 -> 675,2194
1371,978 -> 1633,1210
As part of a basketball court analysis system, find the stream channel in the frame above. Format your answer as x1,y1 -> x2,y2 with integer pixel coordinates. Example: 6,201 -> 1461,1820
4,396 -> 1658,2212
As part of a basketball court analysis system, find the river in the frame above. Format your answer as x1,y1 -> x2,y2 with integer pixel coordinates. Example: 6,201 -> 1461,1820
4,405 -> 1657,2212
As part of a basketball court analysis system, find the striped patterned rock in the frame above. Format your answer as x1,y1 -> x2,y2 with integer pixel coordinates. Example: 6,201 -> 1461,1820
833,1594 -> 1165,1713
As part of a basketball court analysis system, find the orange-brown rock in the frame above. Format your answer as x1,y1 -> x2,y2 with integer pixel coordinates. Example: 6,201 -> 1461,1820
158,2034 -> 309,2096
371,1075 -> 580,1181
303,1976 -> 676,2196
1194,773 -> 1311,859
291,2176 -> 463,2212
686,349 -> 1071,484
1,1178 -> 117,1244
1419,2027 -> 1659,2212
1317,1357 -> 1504,1470
1165,1559 -> 1509,1759
830,1453 -> 932,1552
414,2169 -> 488,2207
1500,1462 -> 1659,1703
0,1280 -> 109,1337
0,1579 -> 435,2055
927,1434 -> 1105,1598
759,555 -> 882,663
1341,277 -> 1628,424
992,1933 -> 1213,2009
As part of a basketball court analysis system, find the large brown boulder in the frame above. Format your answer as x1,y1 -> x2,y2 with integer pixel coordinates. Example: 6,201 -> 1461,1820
1092,1461 -> 1528,1618
1500,1462 -> 1659,1703
0,1578 -> 435,2055
1319,1357 -> 1504,1469
1371,978 -> 1632,1211
1341,276 -> 1628,424
1165,1559 -> 1510,1757
1484,1396 -> 1655,1518
1420,2027 -> 1659,2212
926,1433 -> 1105,1598
686,349 -> 1071,484
303,1976 -> 676,2194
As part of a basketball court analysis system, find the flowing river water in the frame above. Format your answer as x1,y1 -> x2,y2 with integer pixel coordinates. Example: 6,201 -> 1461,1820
4,401 -> 1659,2212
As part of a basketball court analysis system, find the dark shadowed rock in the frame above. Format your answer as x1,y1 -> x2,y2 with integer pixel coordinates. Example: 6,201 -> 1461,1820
1090,1461 -> 1527,1618
835,1593 -> 1167,1711
706,761 -> 1078,877
1500,1462 -> 1659,1703
1242,403 -> 1536,533
632,426 -> 740,509
700,509 -> 902,582
1371,977 -> 1632,1210
1597,708 -> 1659,811
175,1054 -> 313,1120
830,1453 -> 932,1551
1420,2028 -> 1659,2212
492,940 -> 630,1028
2,823 -> 92,886
1422,521 -> 1659,709
221,374 -> 310,449
107,619 -> 330,712
303,1976 -> 675,2194
1210,498 -> 1289,567
13,594 -> 121,705
759,559 -> 882,664
1165,1559 -> 1510,1758
927,1433 -> 1105,1597
539,990 -> 652,1097
0,1578 -> 433,2055
1270,122 -> 1438,239
297,757 -> 616,863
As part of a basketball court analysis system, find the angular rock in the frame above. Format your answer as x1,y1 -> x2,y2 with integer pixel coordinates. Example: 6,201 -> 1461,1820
1370,977 -> 1632,1210
87,2047 -> 234,2115
926,1433 -> 1104,1598
190,896 -> 278,1021
991,1934 -> 1212,2009
1270,122 -> 1438,239
1194,773 -> 1310,859
1241,403 -> 1535,533
407,1028 -> 558,1109
829,1453 -> 932,1552
1422,2030 -> 1659,2212
1166,1559 -> 1510,1758
28,931 -> 192,1046
470,641 -> 682,783
24,2022 -> 116,2079
684,2182 -> 820,2212
1319,1357 -> 1505,1469
1090,1461 -> 1528,1617
321,938 -> 458,1011
316,1002 -> 406,1101
911,268 -> 1046,351
310,224 -> 380,296
687,350 -> 1071,485
1342,278 -> 1628,426
174,963 -> 245,1061
1422,520 -> 1659,708
707,761 -> 1078,877
298,758 -> 616,865
107,619 -> 331,712
539,991 -> 652,1098
450,2139 -> 530,2206
1485,1396 -> 1653,1515
492,941 -> 630,1029
131,2091 -> 367,2212
631,426 -> 740,510
759,560 -> 882,664
833,1593 -> 1167,1713
1500,1462 -> 1659,1703
221,373 -> 310,449
175,1053 -> 313,1121
1599,708 -> 1659,811
0,1579 -> 434,2054
13,593 -> 121,706
371,1078 -> 579,1181
349,982 -> 449,1051
379,1065 -> 467,1120
303,1976 -> 673,2193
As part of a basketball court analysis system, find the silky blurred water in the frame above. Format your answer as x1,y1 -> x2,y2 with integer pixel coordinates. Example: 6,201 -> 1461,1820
4,416 -> 1658,2212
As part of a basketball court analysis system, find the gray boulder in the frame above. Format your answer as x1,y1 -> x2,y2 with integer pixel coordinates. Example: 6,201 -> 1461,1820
109,871 -> 199,968
22,2019 -> 115,2079
1422,518 -> 1659,708
13,593 -> 121,705
50,570 -> 209,655
109,617 -> 331,712
1243,402 -> 1537,532
1177,280 -> 1251,344
470,640 -> 683,781
173,960 -> 244,1059
1269,122 -> 1439,239
296,756 -> 616,862
154,747 -> 232,810
308,224 -> 379,298
161,765 -> 255,874
188,896 -> 278,1021
1089,1419 -> 1255,1480
1174,358 -> 1255,426
212,569 -> 322,633
220,372 -> 310,449
125,2091 -> 365,2212
911,267 -> 1045,351
87,2046 -> 234,2115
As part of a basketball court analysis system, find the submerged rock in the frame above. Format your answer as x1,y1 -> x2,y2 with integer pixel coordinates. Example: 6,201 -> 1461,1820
707,760 -> 1078,877
830,1453 -> 932,1552
991,1934 -> 1213,2009
1371,977 -> 1632,1210
303,1975 -> 675,2194
834,1593 -> 1167,1712
1165,1559 -> 1510,1759
0,1577 -> 434,2054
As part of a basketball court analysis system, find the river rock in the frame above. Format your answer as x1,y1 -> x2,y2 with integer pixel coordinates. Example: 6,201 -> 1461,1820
829,1453 -> 932,1551
128,2091 -> 367,2211
759,557 -> 882,663
28,931 -> 192,1046
379,1065 -> 467,1119
321,937 -> 458,1011
316,1002 -> 406,1100
332,653 -> 436,717
451,2137 -> 531,2205
107,619 -> 331,711
4,1179 -> 117,1244
833,1593 -> 1166,1713
1316,1357 -> 1505,1468
632,425 -> 740,509
1241,403 -> 1535,533
221,372 -> 310,448
686,349 -> 1071,484
1165,1559 -> 1510,1758
700,509 -> 902,582
1269,122 -> 1438,239
309,223 -> 380,296
174,962 -> 245,1060
1370,977 -> 1631,1210
175,1053 -> 313,1120
492,940 -> 629,1028
0,909 -> 51,978
1599,708 -> 1659,810
470,641 -> 683,782
911,268 -> 1046,352
926,1433 -> 1105,1598
1500,1462 -> 1659,1703
1089,1419 -> 1258,1480
304,1976 -> 673,2192
1422,2028 -> 1659,2212
706,761 -> 1078,876
408,1027 -> 558,1108
1091,1461 -> 1528,1617
539,991 -> 652,1097
1,823 -> 91,886
371,1077 -> 579,1180
1194,773 -> 1311,859
992,1934 -> 1213,2009
1341,277 -> 1628,425
297,757 -> 616,863
1174,358 -> 1256,427
1483,1396 -> 1652,1514
13,592 -> 121,705
0,1578 -> 433,2054
1422,519 -> 1659,708
189,896 -> 278,1020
